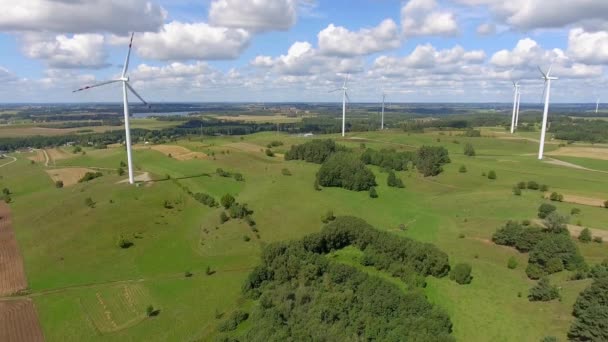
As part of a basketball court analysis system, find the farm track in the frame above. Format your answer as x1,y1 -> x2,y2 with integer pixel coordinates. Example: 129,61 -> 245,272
0,203 -> 45,341
0,155 -> 17,168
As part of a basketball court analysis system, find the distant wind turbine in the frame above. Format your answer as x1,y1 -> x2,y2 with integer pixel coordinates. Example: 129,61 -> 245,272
73,33 -> 150,184
381,93 -> 386,130
538,65 -> 558,160
515,86 -> 521,128
329,75 -> 350,137
596,97 -> 600,114
510,81 -> 520,134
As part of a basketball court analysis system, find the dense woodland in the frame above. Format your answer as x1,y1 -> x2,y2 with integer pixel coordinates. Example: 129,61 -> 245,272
223,216 -> 453,341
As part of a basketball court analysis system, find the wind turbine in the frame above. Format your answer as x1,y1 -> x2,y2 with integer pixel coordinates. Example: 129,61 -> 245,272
510,81 -> 520,134
515,86 -> 521,128
596,97 -> 600,114
538,65 -> 558,160
329,75 -> 350,137
381,93 -> 386,130
73,33 -> 149,184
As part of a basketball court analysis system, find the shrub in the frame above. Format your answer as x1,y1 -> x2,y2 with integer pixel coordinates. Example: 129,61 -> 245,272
265,149 -> 274,157
117,167 -> 125,176
84,197 -> 95,208
228,203 -> 253,219
217,310 -> 249,332
513,187 -> 522,196
416,146 -> 451,177
78,171 -> 103,183
117,235 -> 133,249
317,152 -> 376,191
528,278 -> 560,302
571,208 -> 581,215
243,235 -> 251,242
540,184 -> 549,192
206,266 -> 214,275
361,148 -> 413,171
184,271 -> 193,278
193,193 -> 217,207
604,200 -> 608,208
233,173 -> 244,182
593,236 -> 603,243
463,143 -> 476,157
517,181 -> 527,189
221,194 -> 236,209
386,170 -> 405,188
528,233 -> 585,276
543,212 -> 569,234
549,192 -> 564,202
216,168 -> 230,177
369,187 -> 378,198
313,179 -> 321,191
526,263 -> 545,280
146,305 -> 155,317
546,257 -> 565,273
538,203 -> 557,219
459,165 -> 467,173
507,257 -> 518,269
220,212 -> 229,224
281,168 -> 292,176
55,180 -> 64,188
267,141 -> 283,148
527,181 -> 540,190
577,228 -> 592,243
450,263 -> 472,284
487,170 -> 497,180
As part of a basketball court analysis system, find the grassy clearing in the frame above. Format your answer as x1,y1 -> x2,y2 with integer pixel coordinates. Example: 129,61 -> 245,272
0,129 -> 607,341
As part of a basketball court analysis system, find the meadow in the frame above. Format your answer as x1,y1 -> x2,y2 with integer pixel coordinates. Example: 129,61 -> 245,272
1,127 -> 607,341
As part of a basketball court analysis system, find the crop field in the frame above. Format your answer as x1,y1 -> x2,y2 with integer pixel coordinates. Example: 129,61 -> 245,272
0,129 -> 607,341
0,300 -> 45,342
45,168 -> 97,187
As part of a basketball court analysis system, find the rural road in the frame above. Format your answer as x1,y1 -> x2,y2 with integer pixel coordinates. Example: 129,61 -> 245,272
0,155 -> 17,168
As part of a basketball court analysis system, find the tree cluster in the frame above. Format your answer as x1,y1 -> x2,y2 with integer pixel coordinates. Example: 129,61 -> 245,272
360,148 -> 413,171
415,146 -> 451,177
568,277 -> 608,341
236,216 -> 454,341
193,193 -> 218,208
285,139 -> 346,164
316,152 -> 377,191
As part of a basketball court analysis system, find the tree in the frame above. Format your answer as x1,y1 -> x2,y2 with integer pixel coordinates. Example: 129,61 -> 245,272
2,188 -> 10,196
387,170 -> 405,188
604,200 -> 608,208
117,167 -> 125,176
578,228 -> 592,243
221,194 -> 236,209
416,146 -> 451,177
549,192 -> 564,202
463,143 -> 476,156
317,152 -> 376,191
528,233 -> 585,276
459,165 -> 467,173
265,149 -> 274,157
55,180 -> 64,188
571,208 -> 581,215
569,278 -> 608,341
487,170 -> 497,180
538,203 -> 557,219
369,186 -> 378,198
117,235 -> 133,249
527,181 -> 540,190
233,173 -> 244,182
517,181 -> 527,189
540,184 -> 549,192
146,305 -> 157,317
281,168 -> 292,176
513,187 -> 522,196
507,257 -> 518,269
313,179 -> 321,191
528,277 -> 560,302
450,263 -> 473,284
544,212 -> 569,234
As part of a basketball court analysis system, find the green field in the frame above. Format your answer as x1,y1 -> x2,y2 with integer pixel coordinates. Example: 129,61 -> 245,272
1,129 -> 607,341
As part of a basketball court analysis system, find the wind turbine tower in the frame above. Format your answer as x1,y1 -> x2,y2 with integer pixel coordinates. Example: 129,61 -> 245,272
538,65 -> 558,160
510,81 -> 520,134
330,75 -> 350,137
381,93 -> 386,130
515,86 -> 521,127
73,33 -> 149,184
596,98 -> 600,114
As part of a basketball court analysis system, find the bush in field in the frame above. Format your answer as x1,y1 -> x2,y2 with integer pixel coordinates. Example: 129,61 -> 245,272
517,181 -> 526,189
228,203 -> 253,219
387,170 -> 405,188
220,212 -> 229,224
78,171 -> 103,183
233,173 -> 244,182
513,187 -> 521,196
571,208 -> 581,215
463,143 -> 476,157
549,192 -> 564,202
84,197 -> 95,208
281,168 -> 292,176
578,228 -> 592,243
538,203 -> 557,219
593,236 -> 603,243
528,234 -> 585,277
604,200 -> 608,208
361,148 -> 413,171
265,149 -> 274,157
507,257 -> 518,269
459,165 -> 467,173
369,187 -> 378,198
267,141 -> 283,148
416,146 -> 451,177
117,235 -> 133,249
540,184 -> 549,192
285,139 -> 343,164
450,263 -> 472,284
544,212 -> 569,234
194,193 -> 217,208
217,310 -> 249,332
528,278 -> 560,302
221,194 -> 236,209
55,180 -> 64,188
527,181 -> 540,190
487,170 -> 496,180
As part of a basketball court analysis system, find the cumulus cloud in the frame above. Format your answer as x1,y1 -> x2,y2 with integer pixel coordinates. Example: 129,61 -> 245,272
476,23 -> 496,36
455,0 -> 608,30
401,0 -> 459,37
20,33 -> 108,69
318,19 -> 401,57
0,0 -> 165,34
568,28 -> 608,64
251,41 -> 363,76
131,22 -> 251,61
209,0 -> 297,32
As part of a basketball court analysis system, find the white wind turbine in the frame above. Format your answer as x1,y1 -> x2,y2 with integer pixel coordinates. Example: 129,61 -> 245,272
381,93 -> 386,130
515,85 -> 522,128
596,97 -> 600,114
329,75 -> 350,137
538,65 -> 558,160
510,81 -> 520,134
73,33 -> 149,185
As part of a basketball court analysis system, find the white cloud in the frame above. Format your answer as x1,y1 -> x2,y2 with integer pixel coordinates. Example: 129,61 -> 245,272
476,23 -> 496,36
568,28 -> 608,64
0,0 -> 165,34
401,0 -> 459,37
251,41 -> 363,76
132,22 -> 251,61
318,19 -> 401,57
20,33 -> 108,69
455,0 -> 608,30
209,0 -> 297,32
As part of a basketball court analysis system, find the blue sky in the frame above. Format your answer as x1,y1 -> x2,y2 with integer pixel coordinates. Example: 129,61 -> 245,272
0,0 -> 607,103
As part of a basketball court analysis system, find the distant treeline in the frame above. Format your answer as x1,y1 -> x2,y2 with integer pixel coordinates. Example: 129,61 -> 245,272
551,117 -> 608,143
38,120 -> 122,129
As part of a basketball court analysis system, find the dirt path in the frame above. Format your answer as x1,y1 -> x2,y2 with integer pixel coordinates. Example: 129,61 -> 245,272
544,157 -> 608,174
41,150 -> 49,167
0,155 -> 17,168
532,219 -> 608,241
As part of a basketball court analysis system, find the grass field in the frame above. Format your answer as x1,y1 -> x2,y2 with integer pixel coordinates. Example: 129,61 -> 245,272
1,129 -> 607,341
211,114 -> 303,123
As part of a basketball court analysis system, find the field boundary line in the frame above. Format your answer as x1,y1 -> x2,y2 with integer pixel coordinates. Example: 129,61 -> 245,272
0,155 -> 17,168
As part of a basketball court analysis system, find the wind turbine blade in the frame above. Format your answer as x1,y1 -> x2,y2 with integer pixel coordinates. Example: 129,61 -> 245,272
540,81 -> 547,105
126,83 -> 150,107
538,66 -> 547,79
121,33 -> 135,77
345,92 -> 351,103
73,80 -> 121,93
546,64 -> 553,77
328,89 -> 342,93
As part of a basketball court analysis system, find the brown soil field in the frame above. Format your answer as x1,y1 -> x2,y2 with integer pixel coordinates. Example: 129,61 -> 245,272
45,148 -> 73,166
547,147 -> 608,161
136,144 -> 207,161
0,300 -> 45,342
46,168 -> 96,187
543,193 -> 606,207
27,150 -> 45,163
0,203 -> 28,296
